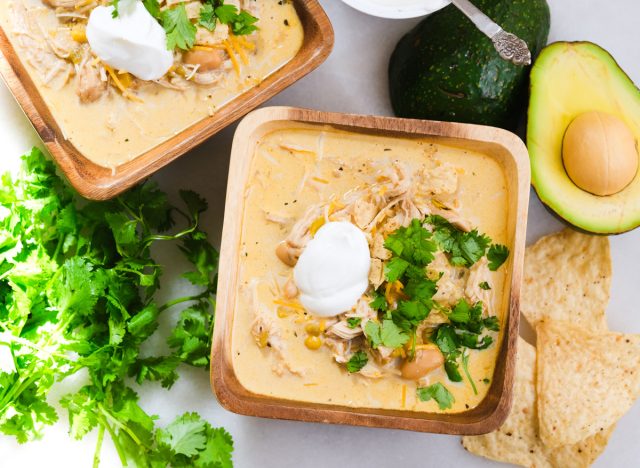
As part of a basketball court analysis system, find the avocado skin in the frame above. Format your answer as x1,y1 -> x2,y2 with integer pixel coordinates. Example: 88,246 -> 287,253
389,0 -> 550,130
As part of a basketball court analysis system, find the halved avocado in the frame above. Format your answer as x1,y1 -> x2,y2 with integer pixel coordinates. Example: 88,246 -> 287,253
528,42 -> 640,234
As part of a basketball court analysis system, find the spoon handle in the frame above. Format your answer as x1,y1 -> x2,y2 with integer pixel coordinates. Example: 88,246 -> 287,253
449,0 -> 532,66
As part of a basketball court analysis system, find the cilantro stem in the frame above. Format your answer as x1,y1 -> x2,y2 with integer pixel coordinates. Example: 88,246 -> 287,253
0,372 -> 39,413
99,417 -> 128,467
158,289 -> 213,313
461,350 -> 478,395
143,222 -> 199,246
93,424 -> 105,468
98,403 -> 147,448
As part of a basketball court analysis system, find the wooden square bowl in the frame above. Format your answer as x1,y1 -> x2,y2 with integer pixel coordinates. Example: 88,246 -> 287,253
0,1 -> 333,200
212,107 -> 530,435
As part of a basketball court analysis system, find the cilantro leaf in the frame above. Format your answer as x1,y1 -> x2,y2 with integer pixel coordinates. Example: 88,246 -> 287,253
214,4 -> 239,23
417,383 -> 455,410
346,351 -> 368,373
369,291 -> 388,313
487,244 -> 509,271
156,412 -> 207,457
346,317 -> 362,329
479,281 -> 491,290
231,10 -> 259,35
384,257 -> 409,282
162,4 -> 197,51
426,215 -> 491,267
198,0 -> 259,36
393,300 -> 430,331
199,3 -> 217,31
383,219 -> 437,267
364,320 -> 409,349
143,0 -> 161,18
444,357 -> 462,382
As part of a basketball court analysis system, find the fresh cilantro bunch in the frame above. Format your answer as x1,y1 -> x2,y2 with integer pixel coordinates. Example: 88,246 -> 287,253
0,149 -> 231,466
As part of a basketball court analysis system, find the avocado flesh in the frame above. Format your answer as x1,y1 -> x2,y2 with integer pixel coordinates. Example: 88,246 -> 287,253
528,42 -> 640,234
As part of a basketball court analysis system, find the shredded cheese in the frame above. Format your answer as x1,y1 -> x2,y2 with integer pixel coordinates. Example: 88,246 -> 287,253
104,64 -> 143,102
222,40 -> 241,76
273,299 -> 305,311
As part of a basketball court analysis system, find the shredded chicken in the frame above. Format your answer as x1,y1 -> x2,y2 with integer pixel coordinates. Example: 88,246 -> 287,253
465,257 -> 492,311
248,281 -> 304,376
10,3 -> 73,90
76,50 -> 106,103
427,252 -> 466,306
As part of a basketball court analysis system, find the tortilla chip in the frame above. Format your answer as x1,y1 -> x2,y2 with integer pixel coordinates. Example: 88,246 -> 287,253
462,339 -> 614,467
537,319 -> 640,448
547,425 -> 614,468
462,339 -> 551,467
522,229 -> 610,332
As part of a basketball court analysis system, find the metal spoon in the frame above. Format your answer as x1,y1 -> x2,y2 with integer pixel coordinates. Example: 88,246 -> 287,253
449,0 -> 532,66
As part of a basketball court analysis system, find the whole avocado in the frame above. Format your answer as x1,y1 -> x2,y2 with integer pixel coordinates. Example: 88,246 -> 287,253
389,0 -> 550,130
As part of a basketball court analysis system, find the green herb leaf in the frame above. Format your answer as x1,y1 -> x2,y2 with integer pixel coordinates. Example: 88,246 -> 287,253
198,3 -> 217,30
143,0 -> 161,18
346,317 -> 362,329
346,351 -> 368,373
364,320 -> 409,349
479,281 -> 491,290
426,215 -> 491,267
487,244 -> 509,271
162,4 -> 197,51
384,257 -> 409,282
369,291 -> 388,313
416,383 -> 455,410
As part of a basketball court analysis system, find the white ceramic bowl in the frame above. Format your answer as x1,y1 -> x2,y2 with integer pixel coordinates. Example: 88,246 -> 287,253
341,0 -> 450,19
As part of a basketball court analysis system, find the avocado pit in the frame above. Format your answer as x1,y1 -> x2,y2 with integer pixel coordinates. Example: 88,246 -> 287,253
562,111 -> 638,196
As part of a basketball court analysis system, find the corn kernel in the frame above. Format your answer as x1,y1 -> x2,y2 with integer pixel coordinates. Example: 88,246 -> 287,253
304,335 -> 322,350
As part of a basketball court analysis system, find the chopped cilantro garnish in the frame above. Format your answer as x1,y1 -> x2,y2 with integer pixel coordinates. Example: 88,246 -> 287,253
417,383 -> 455,410
384,219 -> 437,267
369,291 -> 388,313
426,215 -> 491,267
487,244 -> 510,271
433,299 -> 499,386
384,257 -> 410,282
346,351 -> 368,373
364,320 -> 409,349
346,317 -> 362,329
162,4 -> 197,51
479,281 -> 491,290
199,0 -> 259,35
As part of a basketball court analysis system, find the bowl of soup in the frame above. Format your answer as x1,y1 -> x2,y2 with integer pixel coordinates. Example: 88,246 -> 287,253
212,106 -> 530,434
0,0 -> 333,199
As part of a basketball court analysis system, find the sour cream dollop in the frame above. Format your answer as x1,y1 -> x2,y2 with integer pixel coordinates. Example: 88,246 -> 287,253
294,222 -> 371,317
86,0 -> 173,81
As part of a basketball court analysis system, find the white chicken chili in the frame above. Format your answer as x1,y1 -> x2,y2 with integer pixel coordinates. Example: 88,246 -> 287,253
232,124 -> 512,413
0,0 -> 303,168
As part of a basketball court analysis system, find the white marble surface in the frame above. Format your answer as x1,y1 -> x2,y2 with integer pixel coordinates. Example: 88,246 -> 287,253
1,0 -> 640,466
